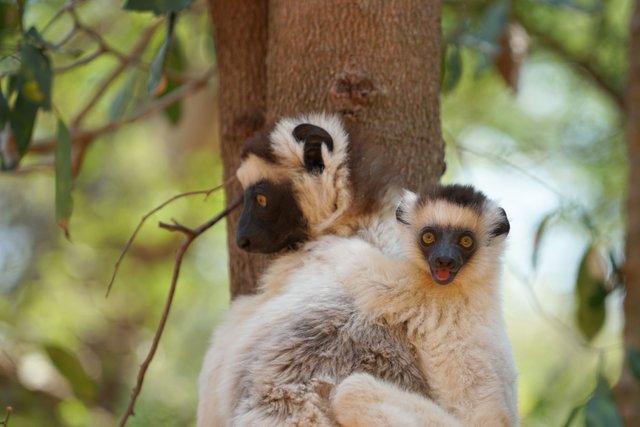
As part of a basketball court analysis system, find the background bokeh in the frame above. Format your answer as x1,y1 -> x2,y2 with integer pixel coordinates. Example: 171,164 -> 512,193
0,0 -> 632,425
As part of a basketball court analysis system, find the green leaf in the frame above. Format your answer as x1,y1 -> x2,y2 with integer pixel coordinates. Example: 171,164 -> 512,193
17,29 -> 52,109
55,119 -> 73,239
9,91 -> 38,157
44,344 -> 96,403
575,246 -> 608,341
473,1 -> 510,45
441,46 -> 463,93
458,1 -> 509,50
161,36 -> 184,123
585,376 -> 623,427
147,12 -> 177,94
532,211 -> 556,268
109,69 -> 143,121
148,41 -> 169,94
124,0 -> 192,15
628,347 -> 640,381
0,86 -> 8,130
24,26 -> 48,49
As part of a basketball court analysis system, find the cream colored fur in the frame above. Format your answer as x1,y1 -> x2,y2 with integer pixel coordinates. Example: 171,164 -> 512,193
333,373 -> 462,427
198,113 -> 403,426
331,193 -> 519,427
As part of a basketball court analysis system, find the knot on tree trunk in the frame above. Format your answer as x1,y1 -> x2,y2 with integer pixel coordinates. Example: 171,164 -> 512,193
228,110 -> 265,142
328,66 -> 378,117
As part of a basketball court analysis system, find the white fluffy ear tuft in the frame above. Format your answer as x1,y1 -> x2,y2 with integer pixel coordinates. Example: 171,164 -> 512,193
396,190 -> 418,225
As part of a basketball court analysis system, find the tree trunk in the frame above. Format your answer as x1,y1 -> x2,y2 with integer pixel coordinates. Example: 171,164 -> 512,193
267,0 -> 444,190
208,0 -> 443,296
616,0 -> 640,424
208,0 -> 270,298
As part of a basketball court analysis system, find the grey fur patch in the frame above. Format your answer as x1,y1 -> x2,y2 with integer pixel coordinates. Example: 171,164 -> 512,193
234,291 -> 429,424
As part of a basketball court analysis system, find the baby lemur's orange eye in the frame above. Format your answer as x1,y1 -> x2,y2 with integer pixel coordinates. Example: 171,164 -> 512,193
459,235 -> 474,249
422,231 -> 436,245
256,194 -> 268,207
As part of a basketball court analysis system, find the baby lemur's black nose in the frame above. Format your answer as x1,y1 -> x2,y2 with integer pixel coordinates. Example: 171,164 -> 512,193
435,256 -> 456,269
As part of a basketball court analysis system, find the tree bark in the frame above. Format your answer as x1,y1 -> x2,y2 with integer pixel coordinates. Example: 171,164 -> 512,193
208,0 -> 443,296
267,0 -> 444,191
208,0 -> 270,298
616,0 -> 640,424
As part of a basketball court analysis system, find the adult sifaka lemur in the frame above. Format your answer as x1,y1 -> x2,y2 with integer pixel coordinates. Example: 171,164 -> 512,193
197,113 -> 422,426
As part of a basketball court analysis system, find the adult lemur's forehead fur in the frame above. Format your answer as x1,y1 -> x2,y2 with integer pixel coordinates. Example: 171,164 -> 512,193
236,113 -> 351,188
237,112 -> 402,227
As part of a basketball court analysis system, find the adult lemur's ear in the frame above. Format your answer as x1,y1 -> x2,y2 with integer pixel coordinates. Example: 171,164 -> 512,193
292,123 -> 334,174
490,207 -> 510,237
396,190 -> 418,226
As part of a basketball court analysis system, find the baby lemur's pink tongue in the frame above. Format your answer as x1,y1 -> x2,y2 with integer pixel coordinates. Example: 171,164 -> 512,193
435,268 -> 451,282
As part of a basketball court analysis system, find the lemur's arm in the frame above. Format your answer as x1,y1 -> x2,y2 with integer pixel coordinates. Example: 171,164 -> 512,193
332,373 -> 462,427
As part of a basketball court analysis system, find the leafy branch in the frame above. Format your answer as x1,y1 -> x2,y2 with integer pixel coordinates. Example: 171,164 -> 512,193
1,0 -> 210,237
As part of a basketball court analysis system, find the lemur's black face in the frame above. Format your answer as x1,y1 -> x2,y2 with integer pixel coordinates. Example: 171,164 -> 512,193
417,226 -> 478,285
236,180 -> 309,253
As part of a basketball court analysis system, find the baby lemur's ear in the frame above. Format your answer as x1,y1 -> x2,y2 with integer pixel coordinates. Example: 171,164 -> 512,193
396,190 -> 418,226
490,207 -> 510,238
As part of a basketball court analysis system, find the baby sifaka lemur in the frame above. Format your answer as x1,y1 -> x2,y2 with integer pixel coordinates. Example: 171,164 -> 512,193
330,185 -> 519,426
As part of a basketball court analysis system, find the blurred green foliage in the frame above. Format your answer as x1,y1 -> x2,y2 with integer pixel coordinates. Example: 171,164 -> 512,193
0,0 -> 633,426
1,1 -> 227,426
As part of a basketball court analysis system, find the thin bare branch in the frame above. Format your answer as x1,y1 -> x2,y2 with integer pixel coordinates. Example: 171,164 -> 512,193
0,406 -> 12,426
105,176 -> 235,298
30,68 -> 213,156
67,7 -> 152,66
41,0 -> 83,34
117,197 -> 242,427
51,24 -> 79,49
70,19 -> 162,130
54,47 -> 104,73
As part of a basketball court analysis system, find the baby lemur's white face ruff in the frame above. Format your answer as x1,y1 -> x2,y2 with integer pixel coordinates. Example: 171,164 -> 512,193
396,185 -> 510,286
